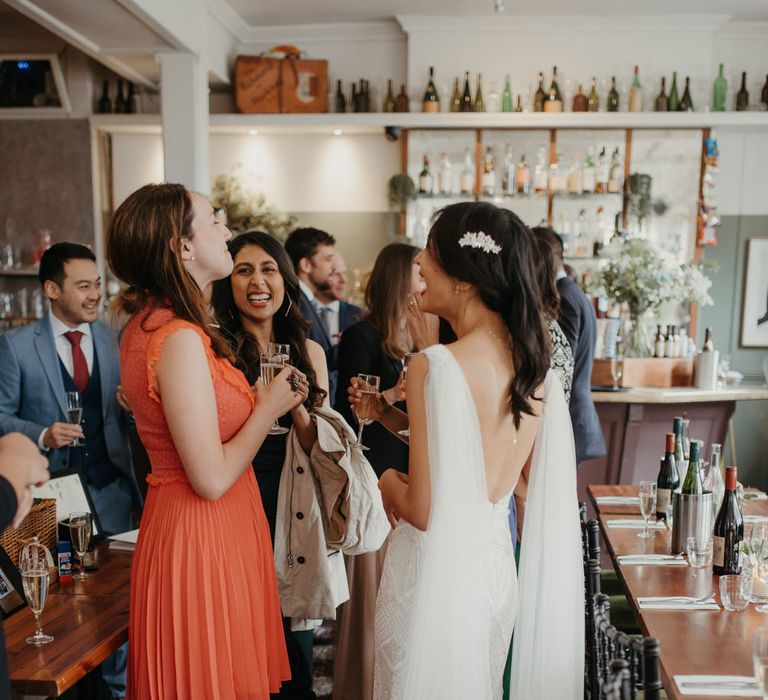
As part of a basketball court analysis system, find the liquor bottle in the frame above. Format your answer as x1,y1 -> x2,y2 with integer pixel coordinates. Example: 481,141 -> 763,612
514,95 -> 523,112
558,214 -> 571,256
461,72 -> 473,112
679,76 -> 694,111
487,80 -> 500,112
607,148 -> 623,193
594,206 -> 609,254
548,153 -> 566,194
587,77 -> 599,112
574,209 -> 590,257
654,77 -> 668,112
502,144 -> 514,195
712,64 -> 727,112
681,438 -> 703,494
534,72 -> 546,112
595,147 -> 609,193
335,80 -> 347,113
762,74 -> 768,107
97,79 -> 112,113
362,79 -> 371,112
502,75 -> 513,112
713,466 -> 744,576
628,66 -> 643,112
460,148 -> 474,196
351,83 -> 360,112
567,155 -> 583,194
533,146 -> 548,194
656,432 -> 680,520
543,66 -> 563,112
703,327 -> 714,352
439,153 -> 453,196
654,324 -> 665,358
515,154 -> 531,195
395,84 -> 409,112
474,73 -> 485,112
668,72 -> 679,111
582,147 -> 596,193
672,416 -> 687,481
664,325 -> 675,358
422,66 -> 440,113
607,77 -> 620,112
482,146 -> 496,195
672,325 -> 682,357
126,82 -> 137,113
450,77 -> 461,112
572,84 -> 588,112
114,80 -> 128,113
418,155 -> 433,195
383,79 -> 395,112
736,71 -> 749,111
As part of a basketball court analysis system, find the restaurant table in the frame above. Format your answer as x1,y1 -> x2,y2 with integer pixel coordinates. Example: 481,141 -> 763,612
590,483 -> 768,700
5,542 -> 131,697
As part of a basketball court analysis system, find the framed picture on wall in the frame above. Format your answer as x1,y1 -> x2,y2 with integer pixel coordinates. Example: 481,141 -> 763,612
740,237 -> 768,348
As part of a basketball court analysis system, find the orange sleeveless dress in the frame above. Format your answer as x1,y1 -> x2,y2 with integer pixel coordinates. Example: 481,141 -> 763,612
121,308 -> 290,699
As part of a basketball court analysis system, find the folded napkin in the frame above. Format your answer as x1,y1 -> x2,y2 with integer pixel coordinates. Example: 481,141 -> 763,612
606,519 -> 666,530
674,675 -> 761,696
595,496 -> 640,505
638,596 -> 720,611
745,491 -> 768,501
617,554 -> 687,567
744,514 -> 768,524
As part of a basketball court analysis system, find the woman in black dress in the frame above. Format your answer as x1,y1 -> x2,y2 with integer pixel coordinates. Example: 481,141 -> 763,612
212,231 -> 328,698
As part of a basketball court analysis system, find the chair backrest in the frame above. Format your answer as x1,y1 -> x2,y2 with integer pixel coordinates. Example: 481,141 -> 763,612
605,659 -> 631,700
585,558 -> 602,697
587,520 -> 601,561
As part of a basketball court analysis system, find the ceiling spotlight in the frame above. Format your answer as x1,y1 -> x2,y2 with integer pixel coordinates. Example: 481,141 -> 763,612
494,0 -> 505,12
248,129 -> 258,136
333,129 -> 343,136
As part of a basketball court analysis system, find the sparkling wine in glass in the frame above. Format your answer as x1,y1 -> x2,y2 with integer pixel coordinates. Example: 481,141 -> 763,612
20,544 -> 53,645
638,480 -> 657,539
66,390 -> 84,446
261,348 -> 290,436
354,374 -> 380,451
610,356 -> 624,391
397,353 -> 417,438
754,628 -> 768,696
68,511 -> 92,580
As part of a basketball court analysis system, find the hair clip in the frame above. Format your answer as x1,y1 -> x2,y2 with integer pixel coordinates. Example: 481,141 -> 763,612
458,231 -> 502,255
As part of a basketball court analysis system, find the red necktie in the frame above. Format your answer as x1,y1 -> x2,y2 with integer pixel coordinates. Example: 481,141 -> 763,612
63,331 -> 89,392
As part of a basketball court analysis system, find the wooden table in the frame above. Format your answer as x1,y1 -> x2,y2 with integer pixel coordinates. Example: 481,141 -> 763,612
589,484 -> 768,700
5,543 -> 132,696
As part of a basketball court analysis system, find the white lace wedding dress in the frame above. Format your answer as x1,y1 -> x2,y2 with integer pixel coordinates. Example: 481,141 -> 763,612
373,344 -> 584,700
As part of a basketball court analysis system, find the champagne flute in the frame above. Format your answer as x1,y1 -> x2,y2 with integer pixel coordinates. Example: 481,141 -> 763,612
754,628 -> 768,697
353,374 -> 380,451
260,347 -> 289,436
69,511 -> 92,580
610,356 -> 624,391
397,353 -> 417,438
20,544 -> 53,645
66,390 -> 84,446
638,480 -> 657,539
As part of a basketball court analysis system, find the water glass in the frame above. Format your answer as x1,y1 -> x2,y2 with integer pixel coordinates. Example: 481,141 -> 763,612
685,535 -> 713,568
753,628 -> 768,696
720,575 -> 752,612
638,481 -> 656,539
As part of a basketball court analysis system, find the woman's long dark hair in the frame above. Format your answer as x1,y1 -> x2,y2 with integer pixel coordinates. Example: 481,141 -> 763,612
530,226 -> 561,321
428,202 -> 550,428
211,231 -> 326,408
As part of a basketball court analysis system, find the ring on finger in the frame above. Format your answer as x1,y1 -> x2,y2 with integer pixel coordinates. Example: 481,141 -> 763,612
289,374 -> 299,392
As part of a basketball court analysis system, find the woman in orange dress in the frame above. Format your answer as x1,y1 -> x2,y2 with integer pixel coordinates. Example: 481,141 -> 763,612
107,183 -> 301,699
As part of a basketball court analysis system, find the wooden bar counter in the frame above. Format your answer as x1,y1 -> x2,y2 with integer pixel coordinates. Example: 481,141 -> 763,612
6,543 -> 131,696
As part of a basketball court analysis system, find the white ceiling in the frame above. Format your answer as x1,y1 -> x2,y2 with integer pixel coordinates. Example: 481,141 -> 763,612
226,0 -> 768,26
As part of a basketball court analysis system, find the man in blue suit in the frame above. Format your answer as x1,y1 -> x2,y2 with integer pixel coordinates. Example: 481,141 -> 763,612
314,252 -> 364,346
0,242 -> 136,699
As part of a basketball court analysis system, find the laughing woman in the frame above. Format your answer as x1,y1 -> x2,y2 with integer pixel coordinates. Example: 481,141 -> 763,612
211,231 -> 329,697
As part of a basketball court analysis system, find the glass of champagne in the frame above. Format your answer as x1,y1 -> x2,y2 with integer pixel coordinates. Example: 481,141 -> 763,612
261,346 -> 290,436
638,481 -> 657,539
754,628 -> 768,697
20,544 -> 53,645
66,390 -> 84,446
397,353 -> 417,438
68,511 -> 92,580
610,356 -> 624,391
353,374 -> 380,451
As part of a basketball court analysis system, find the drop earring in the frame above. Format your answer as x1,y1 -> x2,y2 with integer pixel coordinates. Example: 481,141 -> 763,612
284,296 -> 293,318
454,284 -> 460,296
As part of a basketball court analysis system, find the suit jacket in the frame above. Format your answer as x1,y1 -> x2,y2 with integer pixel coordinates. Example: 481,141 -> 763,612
557,277 -> 606,464
0,316 -> 137,494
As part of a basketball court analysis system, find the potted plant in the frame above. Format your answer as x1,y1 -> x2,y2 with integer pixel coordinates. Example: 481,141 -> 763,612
387,173 -> 417,238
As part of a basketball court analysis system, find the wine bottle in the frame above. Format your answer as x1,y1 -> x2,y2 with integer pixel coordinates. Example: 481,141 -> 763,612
450,78 -> 461,112
544,66 -> 562,112
607,77 -> 620,112
736,71 -> 749,111
126,82 -> 136,113
514,95 -> 523,113
595,147 -> 609,193
654,324 -> 665,358
712,64 -> 727,112
713,466 -> 744,575
703,327 -> 714,352
656,432 -> 680,520
534,146 -> 548,194
460,148 -> 474,196
335,80 -> 347,113
474,73 -> 485,112
395,84 -> 409,112
422,66 -> 440,113
664,324 -> 675,358
654,77 -> 668,112
762,74 -> 768,107
607,148 -> 622,193
672,416 -> 687,483
515,154 -> 531,195
502,75 -> 513,112
534,72 -> 546,112
628,65 -> 642,112
572,84 -> 588,112
581,147 -> 596,193
97,79 -> 112,114
439,153 -> 453,196
681,439 -> 703,494
114,80 -> 127,114
679,76 -> 693,112
668,72 -> 679,111
461,72 -> 473,112
383,79 -> 395,112
587,77 -> 599,112
418,155 -> 433,195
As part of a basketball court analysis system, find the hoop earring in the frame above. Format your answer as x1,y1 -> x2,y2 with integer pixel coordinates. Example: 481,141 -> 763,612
454,284 -> 460,296
284,296 -> 293,318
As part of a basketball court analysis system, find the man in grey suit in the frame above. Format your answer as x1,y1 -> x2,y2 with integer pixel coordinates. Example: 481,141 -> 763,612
0,242 -> 136,699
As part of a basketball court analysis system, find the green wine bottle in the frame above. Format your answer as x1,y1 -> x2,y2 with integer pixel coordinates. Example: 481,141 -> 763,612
461,71 -> 473,112
712,63 -> 727,112
681,439 -> 704,494
668,72 -> 679,111
450,77 -> 461,112
502,75 -> 513,112
607,77 -> 620,112
679,76 -> 694,112
422,66 -> 440,113
474,73 -> 485,112
587,77 -> 599,112
656,432 -> 680,520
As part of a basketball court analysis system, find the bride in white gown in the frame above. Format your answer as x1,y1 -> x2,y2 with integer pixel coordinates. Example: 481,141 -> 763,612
367,202 -> 584,699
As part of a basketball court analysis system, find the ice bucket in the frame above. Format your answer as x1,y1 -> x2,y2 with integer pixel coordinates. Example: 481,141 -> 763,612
671,491 -> 714,554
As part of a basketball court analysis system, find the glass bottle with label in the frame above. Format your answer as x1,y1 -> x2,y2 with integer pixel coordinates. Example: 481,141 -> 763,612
567,155 -> 583,194
679,76 -> 694,112
582,147 -> 596,193
395,84 -> 409,112
422,67 -> 440,113
654,77 -> 668,112
418,155 -> 433,195
439,153 -> 453,196
502,144 -> 515,196
595,147 -> 609,193
558,213 -> 571,256
502,75 -> 513,112
543,66 -> 563,112
712,64 -> 727,112
681,439 -> 704,494
383,79 -> 395,112
482,145 -> 496,196
668,72 -> 679,111
460,148 -> 475,196
654,325 -> 665,358
450,77 -> 461,112
534,72 -> 546,112
533,147 -> 548,194
587,77 -> 599,112
672,325 -> 682,357
664,324 -> 675,358
461,72 -> 473,112
628,65 -> 643,112
736,71 -> 749,111
607,77 -> 620,112
515,154 -> 531,195
607,148 -> 623,193
572,84 -> 588,112
672,416 -> 687,486
474,73 -> 485,112
703,443 -> 725,521
713,466 -> 743,576
656,432 -> 680,520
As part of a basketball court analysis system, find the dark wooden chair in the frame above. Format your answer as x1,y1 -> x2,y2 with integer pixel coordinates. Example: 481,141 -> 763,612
605,659 -> 631,700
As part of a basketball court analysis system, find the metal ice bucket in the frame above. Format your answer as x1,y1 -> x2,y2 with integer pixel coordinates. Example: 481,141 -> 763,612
671,491 -> 714,554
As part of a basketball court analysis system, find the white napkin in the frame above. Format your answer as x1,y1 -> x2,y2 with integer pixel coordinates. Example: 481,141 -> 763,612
745,491 -> 768,501
638,596 -> 720,611
606,519 -> 666,530
617,554 -> 687,567
595,496 -> 640,505
674,675 -> 761,696
744,514 -> 768,524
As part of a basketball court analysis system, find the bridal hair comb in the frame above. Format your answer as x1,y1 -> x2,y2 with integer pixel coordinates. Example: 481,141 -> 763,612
458,231 -> 502,255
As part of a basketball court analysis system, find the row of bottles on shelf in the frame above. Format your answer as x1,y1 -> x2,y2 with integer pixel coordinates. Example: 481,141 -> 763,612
96,79 -> 138,114
558,207 -> 615,259
417,145 -> 623,198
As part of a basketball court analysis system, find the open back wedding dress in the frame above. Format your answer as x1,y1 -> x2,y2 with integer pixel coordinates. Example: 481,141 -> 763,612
373,344 -> 584,699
